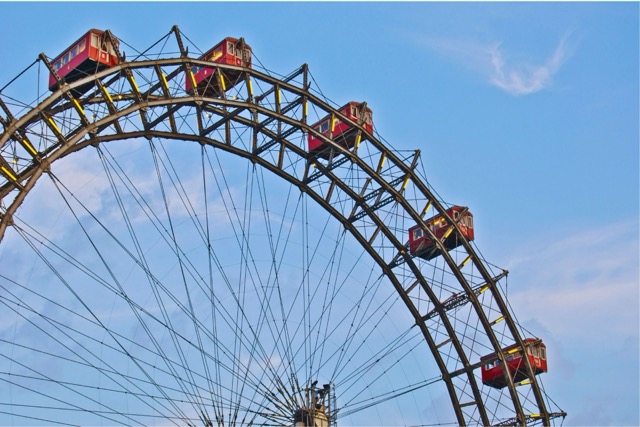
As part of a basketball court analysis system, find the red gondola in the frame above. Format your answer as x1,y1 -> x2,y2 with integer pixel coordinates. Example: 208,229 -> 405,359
408,206 -> 474,261
48,29 -> 119,92
185,37 -> 252,96
480,338 -> 548,389
307,102 -> 373,159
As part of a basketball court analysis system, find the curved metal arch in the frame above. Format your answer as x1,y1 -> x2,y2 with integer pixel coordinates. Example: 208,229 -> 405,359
0,38 -> 559,425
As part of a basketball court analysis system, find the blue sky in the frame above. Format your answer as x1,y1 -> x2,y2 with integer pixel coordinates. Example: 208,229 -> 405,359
0,1 -> 638,425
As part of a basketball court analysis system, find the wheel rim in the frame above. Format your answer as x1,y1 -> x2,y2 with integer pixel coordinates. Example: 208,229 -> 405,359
0,26 -> 565,426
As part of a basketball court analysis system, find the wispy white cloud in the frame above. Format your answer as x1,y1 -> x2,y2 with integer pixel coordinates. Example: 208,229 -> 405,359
488,36 -> 570,96
504,219 -> 639,339
418,33 -> 573,96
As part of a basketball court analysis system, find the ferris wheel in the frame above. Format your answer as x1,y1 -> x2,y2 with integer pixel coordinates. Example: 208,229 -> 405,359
0,26 -> 566,426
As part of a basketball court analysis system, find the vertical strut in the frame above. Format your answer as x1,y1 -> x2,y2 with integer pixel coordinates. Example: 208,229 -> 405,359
172,25 -> 187,57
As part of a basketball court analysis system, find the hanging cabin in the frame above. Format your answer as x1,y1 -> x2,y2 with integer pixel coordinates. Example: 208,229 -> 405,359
480,338 -> 548,389
48,29 -> 119,93
307,101 -> 373,159
408,206 -> 474,261
185,37 -> 252,96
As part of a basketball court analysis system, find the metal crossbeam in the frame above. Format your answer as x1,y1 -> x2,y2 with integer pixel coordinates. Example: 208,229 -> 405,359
305,156 -> 350,183
494,411 -> 566,426
0,41 -> 563,424
255,97 -> 303,131
349,195 -> 395,222
348,175 -> 406,222
422,270 -> 509,321
254,126 -> 298,155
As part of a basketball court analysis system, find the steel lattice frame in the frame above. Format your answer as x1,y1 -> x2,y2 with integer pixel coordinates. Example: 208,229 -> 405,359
0,27 -> 565,426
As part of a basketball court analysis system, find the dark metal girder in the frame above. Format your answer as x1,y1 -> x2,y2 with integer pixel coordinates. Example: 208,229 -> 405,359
2,77 -> 476,412
495,412 -> 567,427
38,53 -> 92,131
306,147 -> 493,426
254,64 -> 307,103
0,99 -> 42,162
362,175 -> 406,203
255,97 -> 303,131
0,104 -> 476,424
305,156 -> 350,183
0,54 -> 558,425
96,81 -> 124,134
422,270 -> 509,321
348,175 -> 407,223
200,106 -> 245,137
254,126 -> 298,156
349,195 -> 395,222
146,103 -> 182,131
0,96 -> 15,125
305,160 -> 475,425
0,157 -> 23,190
152,64 -> 178,133
449,361 -> 484,380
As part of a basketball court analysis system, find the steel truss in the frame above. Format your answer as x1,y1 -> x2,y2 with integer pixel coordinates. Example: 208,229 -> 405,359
0,26 -> 565,426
